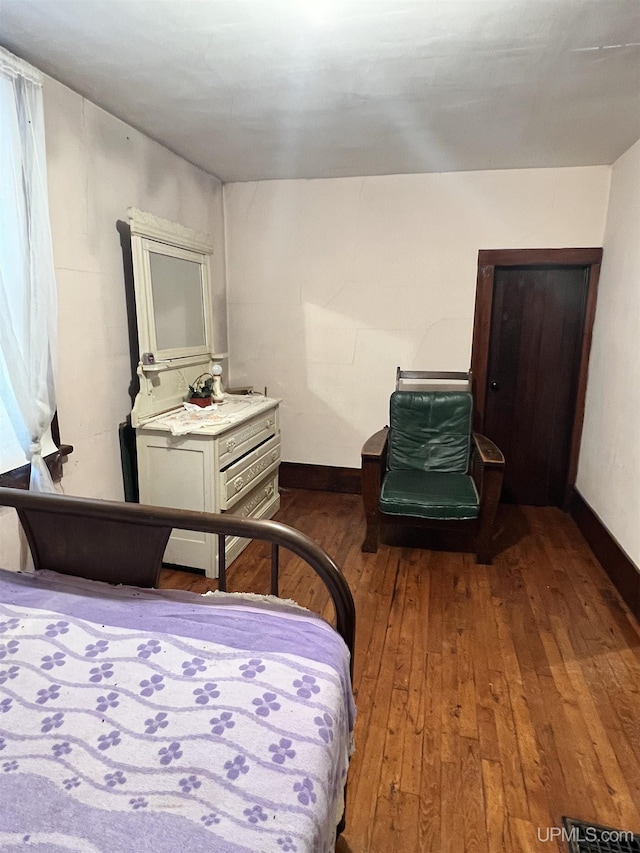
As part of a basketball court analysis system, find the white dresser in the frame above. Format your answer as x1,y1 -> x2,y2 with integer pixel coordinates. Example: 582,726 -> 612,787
136,395 -> 280,577
127,208 -> 280,579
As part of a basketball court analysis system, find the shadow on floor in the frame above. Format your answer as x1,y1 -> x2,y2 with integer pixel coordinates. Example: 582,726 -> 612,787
380,502 -> 531,560
335,835 -> 353,853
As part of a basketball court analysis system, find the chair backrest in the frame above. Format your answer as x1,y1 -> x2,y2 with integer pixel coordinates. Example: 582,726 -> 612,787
388,391 -> 473,473
396,367 -> 471,392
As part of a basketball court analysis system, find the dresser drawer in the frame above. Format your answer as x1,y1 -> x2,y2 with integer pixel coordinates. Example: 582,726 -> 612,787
225,473 -> 279,521
220,473 -> 280,570
218,408 -> 278,469
220,434 -> 281,510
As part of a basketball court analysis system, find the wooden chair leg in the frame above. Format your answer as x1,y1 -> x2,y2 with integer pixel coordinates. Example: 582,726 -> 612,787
476,466 -> 503,564
361,443 -> 386,554
362,511 -> 379,553
476,526 -> 493,565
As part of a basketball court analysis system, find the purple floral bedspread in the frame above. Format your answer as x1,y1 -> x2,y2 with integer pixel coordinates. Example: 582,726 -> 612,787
0,569 -> 355,853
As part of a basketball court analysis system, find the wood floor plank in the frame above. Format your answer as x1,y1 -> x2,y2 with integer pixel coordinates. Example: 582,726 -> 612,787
158,492 -> 640,850
371,687 -> 411,851
487,668 -> 531,822
470,567 -> 503,764
418,649 -> 443,851
440,760 -> 464,853
481,758 -> 511,852
461,736 -> 489,853
391,552 -> 414,692
458,624 -> 479,740
355,549 -> 397,684
400,552 -> 429,796
395,791 -> 421,853
439,555 -> 463,766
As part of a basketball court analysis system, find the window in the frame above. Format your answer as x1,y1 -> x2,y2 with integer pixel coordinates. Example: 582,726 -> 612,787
0,47 -> 59,491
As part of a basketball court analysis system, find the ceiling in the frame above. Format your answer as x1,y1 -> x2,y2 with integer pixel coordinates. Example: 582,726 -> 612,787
0,0 -> 639,182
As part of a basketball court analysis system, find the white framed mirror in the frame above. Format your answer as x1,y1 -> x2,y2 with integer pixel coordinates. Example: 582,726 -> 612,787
128,208 -> 215,364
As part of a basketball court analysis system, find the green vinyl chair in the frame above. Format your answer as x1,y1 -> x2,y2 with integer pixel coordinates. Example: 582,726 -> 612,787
361,386 -> 504,564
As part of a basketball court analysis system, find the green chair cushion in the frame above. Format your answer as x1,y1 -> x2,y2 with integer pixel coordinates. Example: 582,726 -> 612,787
380,470 -> 480,520
388,391 -> 473,474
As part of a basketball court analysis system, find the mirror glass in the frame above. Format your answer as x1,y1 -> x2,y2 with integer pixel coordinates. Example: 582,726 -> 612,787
149,252 -> 206,351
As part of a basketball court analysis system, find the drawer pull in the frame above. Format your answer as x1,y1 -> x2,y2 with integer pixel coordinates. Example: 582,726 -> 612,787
224,417 -> 275,458
234,479 -> 276,517
232,454 -> 278,494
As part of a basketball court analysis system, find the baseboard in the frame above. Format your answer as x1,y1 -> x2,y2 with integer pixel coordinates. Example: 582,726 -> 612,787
570,490 -> 640,622
279,462 -> 361,494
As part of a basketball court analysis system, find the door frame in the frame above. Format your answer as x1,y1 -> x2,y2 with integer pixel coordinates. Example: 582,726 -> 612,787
470,248 -> 602,507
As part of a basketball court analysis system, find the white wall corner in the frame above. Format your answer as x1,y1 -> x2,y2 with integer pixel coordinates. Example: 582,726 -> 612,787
576,138 -> 640,568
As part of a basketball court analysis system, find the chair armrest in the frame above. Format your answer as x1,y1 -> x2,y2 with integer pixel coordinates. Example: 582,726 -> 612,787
472,432 -> 504,468
471,433 -> 504,564
362,427 -> 389,461
361,428 -> 389,552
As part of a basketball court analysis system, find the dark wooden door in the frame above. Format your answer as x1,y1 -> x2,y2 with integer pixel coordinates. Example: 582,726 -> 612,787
483,266 -> 588,505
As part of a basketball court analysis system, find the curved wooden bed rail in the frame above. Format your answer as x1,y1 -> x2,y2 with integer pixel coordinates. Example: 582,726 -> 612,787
0,487 -> 355,673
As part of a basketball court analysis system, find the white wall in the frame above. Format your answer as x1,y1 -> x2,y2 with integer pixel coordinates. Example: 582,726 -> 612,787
225,167 -> 610,469
577,140 -> 640,568
0,74 -> 227,570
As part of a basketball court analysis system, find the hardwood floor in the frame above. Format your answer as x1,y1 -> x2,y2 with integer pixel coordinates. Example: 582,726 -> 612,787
159,488 -> 640,852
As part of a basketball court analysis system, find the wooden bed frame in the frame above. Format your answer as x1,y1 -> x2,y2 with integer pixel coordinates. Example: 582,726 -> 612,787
0,486 -> 355,673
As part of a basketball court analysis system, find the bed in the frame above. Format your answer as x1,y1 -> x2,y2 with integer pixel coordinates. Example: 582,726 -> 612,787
0,486 -> 356,853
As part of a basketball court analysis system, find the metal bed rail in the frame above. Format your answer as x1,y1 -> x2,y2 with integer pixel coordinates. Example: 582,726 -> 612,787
0,487 -> 355,673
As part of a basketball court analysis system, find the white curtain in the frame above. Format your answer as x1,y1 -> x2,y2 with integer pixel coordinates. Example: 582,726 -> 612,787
0,47 -> 58,492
